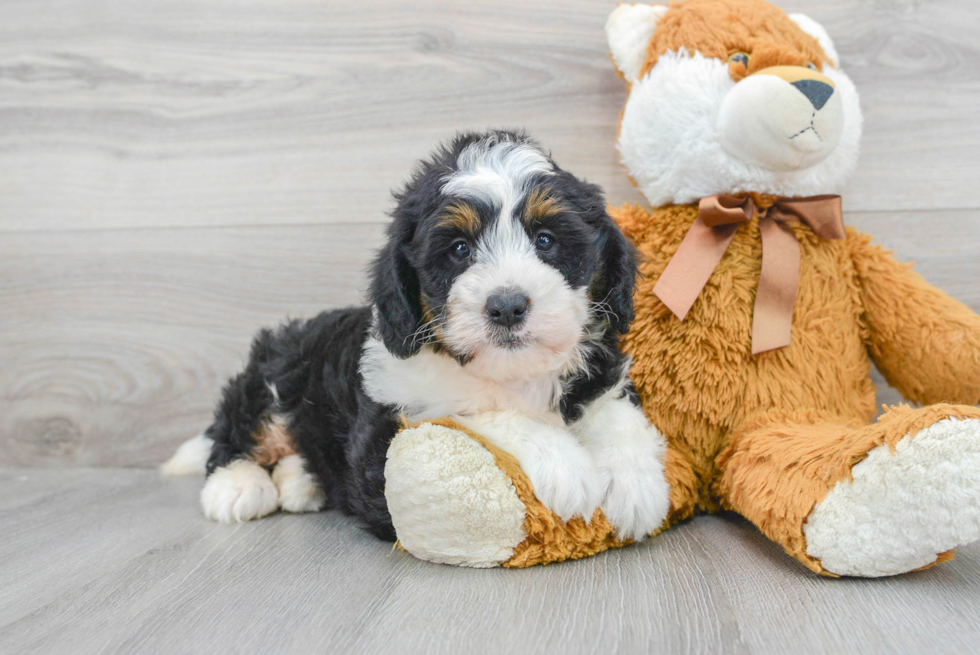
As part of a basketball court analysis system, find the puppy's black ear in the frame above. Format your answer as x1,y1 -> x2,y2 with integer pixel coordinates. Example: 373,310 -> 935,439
556,170 -> 638,334
593,216 -> 638,334
369,215 -> 423,359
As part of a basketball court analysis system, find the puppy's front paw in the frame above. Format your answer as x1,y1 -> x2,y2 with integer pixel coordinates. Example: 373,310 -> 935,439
521,440 -> 604,523
598,448 -> 670,542
201,460 -> 279,523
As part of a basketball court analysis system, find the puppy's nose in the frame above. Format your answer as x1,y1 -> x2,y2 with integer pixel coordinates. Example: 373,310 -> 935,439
791,79 -> 834,111
486,289 -> 529,329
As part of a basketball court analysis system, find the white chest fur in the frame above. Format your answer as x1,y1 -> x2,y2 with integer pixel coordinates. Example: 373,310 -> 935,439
359,336 -> 564,423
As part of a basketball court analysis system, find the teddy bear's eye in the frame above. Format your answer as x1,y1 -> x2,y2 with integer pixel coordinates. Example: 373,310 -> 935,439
728,52 -> 750,67
806,61 -> 818,71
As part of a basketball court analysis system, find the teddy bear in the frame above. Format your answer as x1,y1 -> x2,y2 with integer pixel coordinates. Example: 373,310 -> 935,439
382,0 -> 980,576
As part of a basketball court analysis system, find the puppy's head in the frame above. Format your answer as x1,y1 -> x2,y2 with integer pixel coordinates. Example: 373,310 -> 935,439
370,130 -> 635,382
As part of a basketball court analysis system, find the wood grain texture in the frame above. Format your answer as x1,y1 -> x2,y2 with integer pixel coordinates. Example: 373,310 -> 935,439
2,0 -> 980,234
0,223 -> 385,467
1,0 -> 979,467
1,468 -> 979,655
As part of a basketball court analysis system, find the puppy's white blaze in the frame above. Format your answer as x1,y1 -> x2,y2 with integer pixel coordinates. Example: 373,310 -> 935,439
441,141 -> 553,208
619,50 -> 862,205
476,203 -> 534,264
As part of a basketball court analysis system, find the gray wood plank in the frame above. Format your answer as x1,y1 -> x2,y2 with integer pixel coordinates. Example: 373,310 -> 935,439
1,467 -> 979,655
0,222 -> 384,467
1,0 -> 979,235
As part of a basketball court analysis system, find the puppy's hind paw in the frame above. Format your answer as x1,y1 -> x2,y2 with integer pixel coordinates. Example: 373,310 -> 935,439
201,460 -> 279,523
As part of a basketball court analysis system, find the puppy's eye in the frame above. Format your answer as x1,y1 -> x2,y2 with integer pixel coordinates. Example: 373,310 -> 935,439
728,52 -> 750,67
535,232 -> 556,253
805,61 -> 818,71
450,240 -> 471,260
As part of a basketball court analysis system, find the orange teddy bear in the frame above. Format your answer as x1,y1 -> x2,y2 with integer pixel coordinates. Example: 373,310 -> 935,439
384,0 -> 980,576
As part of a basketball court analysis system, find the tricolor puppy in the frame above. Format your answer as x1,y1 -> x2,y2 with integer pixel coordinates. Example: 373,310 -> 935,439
163,131 -> 670,542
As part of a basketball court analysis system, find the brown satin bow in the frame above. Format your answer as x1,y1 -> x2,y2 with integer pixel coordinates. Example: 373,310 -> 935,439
652,194 -> 846,355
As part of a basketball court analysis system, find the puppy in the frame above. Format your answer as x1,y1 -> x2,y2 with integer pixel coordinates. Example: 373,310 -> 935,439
163,130 -> 670,542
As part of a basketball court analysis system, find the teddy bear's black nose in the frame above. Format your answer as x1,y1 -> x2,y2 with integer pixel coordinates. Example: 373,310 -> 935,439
792,79 -> 834,111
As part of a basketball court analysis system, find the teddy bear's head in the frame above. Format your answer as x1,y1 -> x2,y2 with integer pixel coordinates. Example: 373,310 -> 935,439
607,0 -> 862,206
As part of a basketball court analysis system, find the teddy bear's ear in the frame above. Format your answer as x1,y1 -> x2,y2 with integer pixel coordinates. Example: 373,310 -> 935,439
606,3 -> 669,82
788,13 -> 840,67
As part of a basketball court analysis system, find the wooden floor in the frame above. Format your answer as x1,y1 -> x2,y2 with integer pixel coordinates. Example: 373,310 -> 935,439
2,468 -> 980,655
2,0 -> 980,652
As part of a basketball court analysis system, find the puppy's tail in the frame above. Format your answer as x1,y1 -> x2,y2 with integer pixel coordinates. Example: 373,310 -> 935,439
160,433 -> 214,476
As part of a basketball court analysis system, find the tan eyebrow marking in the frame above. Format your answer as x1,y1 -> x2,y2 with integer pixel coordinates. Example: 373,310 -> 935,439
522,187 -> 566,227
436,203 -> 481,234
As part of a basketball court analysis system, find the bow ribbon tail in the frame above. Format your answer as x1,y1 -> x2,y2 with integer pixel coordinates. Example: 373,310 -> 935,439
653,215 -> 740,320
751,219 -> 801,354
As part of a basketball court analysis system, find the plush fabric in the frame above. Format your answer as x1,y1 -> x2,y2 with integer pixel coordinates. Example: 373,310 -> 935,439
388,419 -> 629,568
385,419 -> 528,568
638,0 -> 831,80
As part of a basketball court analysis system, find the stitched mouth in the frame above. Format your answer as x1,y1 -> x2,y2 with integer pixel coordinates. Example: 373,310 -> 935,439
789,112 -> 822,142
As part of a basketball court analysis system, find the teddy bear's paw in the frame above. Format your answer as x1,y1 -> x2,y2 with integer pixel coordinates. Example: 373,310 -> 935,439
520,436 -> 604,524
804,417 -> 980,577
272,454 -> 327,514
385,423 -> 527,567
200,459 -> 280,523
597,447 -> 671,542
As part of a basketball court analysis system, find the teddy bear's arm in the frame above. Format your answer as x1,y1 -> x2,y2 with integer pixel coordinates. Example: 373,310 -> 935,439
847,228 -> 980,406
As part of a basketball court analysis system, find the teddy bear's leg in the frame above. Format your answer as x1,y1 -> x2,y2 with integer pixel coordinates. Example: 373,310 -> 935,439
384,421 -> 528,567
716,404 -> 980,577
662,442 -> 701,526
385,419 -> 631,568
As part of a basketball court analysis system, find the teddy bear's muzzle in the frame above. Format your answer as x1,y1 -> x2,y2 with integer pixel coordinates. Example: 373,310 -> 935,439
717,65 -> 844,172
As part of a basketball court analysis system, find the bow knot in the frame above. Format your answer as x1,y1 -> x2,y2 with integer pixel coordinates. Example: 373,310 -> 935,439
652,194 -> 845,354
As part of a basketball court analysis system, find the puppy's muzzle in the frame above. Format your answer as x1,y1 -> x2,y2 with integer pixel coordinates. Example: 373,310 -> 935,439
486,288 -> 529,330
